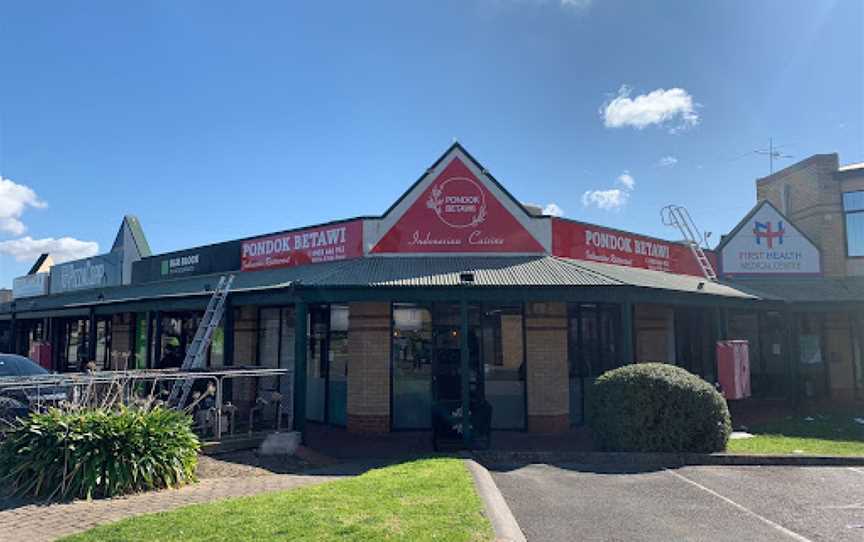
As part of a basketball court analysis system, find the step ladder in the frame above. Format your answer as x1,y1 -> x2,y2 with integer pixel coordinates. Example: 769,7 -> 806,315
660,205 -> 717,281
167,274 -> 235,408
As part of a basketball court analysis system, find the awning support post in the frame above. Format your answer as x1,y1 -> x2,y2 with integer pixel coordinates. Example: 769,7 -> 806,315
293,301 -> 308,444
620,301 -> 634,365
460,298 -> 472,448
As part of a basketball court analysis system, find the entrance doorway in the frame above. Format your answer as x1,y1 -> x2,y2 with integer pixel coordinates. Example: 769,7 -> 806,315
306,304 -> 348,427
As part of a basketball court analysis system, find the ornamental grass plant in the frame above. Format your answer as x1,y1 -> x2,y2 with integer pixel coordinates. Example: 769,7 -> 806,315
0,406 -> 199,500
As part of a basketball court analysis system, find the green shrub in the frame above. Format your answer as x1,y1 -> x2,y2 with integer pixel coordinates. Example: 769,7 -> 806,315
0,406 -> 199,500
590,363 -> 731,453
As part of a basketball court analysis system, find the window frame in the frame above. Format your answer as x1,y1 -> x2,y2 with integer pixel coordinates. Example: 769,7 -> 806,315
843,190 -> 864,258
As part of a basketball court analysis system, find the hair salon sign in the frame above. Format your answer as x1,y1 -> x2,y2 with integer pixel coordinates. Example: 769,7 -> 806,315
241,221 -> 363,271
720,201 -> 821,276
372,158 -> 544,253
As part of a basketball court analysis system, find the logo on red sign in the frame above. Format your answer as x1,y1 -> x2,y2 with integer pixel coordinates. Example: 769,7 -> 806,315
426,177 -> 487,228
372,158 -> 544,254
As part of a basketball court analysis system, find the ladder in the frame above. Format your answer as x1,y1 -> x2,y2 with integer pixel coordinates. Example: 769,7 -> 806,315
660,205 -> 717,281
167,274 -> 235,408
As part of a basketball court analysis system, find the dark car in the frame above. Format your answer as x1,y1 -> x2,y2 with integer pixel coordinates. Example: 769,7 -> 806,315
0,354 -> 67,425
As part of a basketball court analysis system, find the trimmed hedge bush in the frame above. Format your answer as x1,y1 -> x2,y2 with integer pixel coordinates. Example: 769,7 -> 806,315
590,363 -> 731,453
0,406 -> 199,500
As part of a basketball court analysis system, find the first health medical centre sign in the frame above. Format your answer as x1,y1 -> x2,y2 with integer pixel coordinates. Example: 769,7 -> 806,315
719,201 -> 821,277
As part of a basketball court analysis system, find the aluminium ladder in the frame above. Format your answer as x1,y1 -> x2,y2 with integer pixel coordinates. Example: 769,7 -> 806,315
167,274 -> 235,408
660,205 -> 718,281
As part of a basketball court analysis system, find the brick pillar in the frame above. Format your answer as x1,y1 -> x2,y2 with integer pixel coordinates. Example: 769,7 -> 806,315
525,302 -> 570,433
347,302 -> 391,434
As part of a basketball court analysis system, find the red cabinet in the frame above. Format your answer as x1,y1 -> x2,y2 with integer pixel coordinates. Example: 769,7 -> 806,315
717,340 -> 751,400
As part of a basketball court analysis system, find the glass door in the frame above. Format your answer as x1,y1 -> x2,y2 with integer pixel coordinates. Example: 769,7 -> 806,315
306,306 -> 328,423
430,304 -> 483,443
327,305 -> 349,426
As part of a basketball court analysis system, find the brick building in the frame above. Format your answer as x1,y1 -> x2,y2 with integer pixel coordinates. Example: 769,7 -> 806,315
723,155 -> 864,403
0,144 -> 859,446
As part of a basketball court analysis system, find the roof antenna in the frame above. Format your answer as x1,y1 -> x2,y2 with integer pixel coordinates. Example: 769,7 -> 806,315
754,138 -> 794,174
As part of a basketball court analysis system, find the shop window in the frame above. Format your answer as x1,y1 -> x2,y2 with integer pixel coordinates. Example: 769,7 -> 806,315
255,306 -> 296,423
61,319 -> 90,372
93,318 -> 111,371
134,313 -> 149,369
480,305 -> 525,430
843,191 -> 864,257
797,313 -> 829,399
392,303 -> 433,429
567,303 -> 620,425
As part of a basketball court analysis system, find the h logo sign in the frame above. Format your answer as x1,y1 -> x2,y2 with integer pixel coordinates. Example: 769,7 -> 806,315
753,221 -> 785,249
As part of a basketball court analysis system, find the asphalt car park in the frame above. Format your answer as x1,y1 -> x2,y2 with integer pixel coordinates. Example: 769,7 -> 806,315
490,463 -> 864,542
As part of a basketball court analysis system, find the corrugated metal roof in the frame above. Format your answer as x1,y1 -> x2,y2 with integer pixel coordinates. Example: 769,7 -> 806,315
726,277 -> 864,303
0,255 -> 761,316
303,256 -> 621,287
565,258 -> 757,299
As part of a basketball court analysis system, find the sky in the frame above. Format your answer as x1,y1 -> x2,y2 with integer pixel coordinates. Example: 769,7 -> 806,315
0,0 -> 862,287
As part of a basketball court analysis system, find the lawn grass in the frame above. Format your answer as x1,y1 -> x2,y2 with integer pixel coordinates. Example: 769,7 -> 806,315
727,413 -> 864,456
62,458 -> 493,542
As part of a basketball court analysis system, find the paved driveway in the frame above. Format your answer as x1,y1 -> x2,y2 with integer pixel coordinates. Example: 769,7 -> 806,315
491,463 -> 864,542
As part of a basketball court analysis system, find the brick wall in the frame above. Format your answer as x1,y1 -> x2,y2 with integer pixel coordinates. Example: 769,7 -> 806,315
524,302 -> 569,433
346,302 -> 391,434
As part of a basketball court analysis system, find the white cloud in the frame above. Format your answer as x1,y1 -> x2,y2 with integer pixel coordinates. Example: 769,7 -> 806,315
0,236 -> 99,264
658,156 -> 678,167
616,171 -> 635,190
601,85 -> 700,132
0,176 -> 47,235
560,0 -> 591,8
582,189 -> 629,210
542,203 -> 564,217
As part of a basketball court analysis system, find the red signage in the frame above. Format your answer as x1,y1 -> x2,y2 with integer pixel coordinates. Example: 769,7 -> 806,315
241,220 -> 363,272
372,158 -> 544,254
552,218 -> 714,277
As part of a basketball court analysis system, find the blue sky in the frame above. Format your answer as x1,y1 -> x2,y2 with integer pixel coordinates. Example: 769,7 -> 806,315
0,0 -> 861,287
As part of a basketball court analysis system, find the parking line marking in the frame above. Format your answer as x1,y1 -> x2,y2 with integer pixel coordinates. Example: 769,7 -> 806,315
849,467 -> 864,476
666,469 -> 813,542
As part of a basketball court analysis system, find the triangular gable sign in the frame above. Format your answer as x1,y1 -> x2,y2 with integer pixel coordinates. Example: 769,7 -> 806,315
719,200 -> 822,276
370,147 -> 547,254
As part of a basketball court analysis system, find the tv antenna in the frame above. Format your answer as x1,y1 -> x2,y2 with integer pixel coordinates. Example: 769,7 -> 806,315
754,138 -> 794,174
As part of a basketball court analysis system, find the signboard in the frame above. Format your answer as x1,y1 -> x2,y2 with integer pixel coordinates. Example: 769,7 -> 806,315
720,202 -> 821,276
372,157 -> 545,254
552,219 -> 713,276
132,241 -> 241,283
12,272 -> 50,299
241,220 -> 363,272
50,253 -> 123,294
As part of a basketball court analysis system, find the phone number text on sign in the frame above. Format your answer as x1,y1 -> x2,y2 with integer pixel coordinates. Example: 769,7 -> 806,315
241,220 -> 363,271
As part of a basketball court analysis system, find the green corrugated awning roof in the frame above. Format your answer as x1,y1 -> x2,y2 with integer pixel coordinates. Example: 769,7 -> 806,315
726,276 -> 864,303
0,255 -> 759,316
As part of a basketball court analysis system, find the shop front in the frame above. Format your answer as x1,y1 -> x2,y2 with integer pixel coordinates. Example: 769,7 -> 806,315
0,143 -> 792,445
